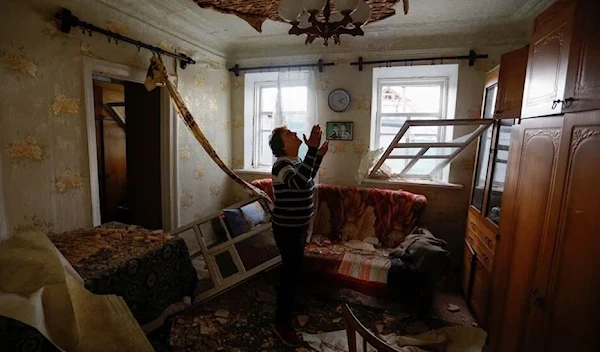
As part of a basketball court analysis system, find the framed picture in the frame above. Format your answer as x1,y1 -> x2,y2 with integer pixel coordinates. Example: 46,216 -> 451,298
326,121 -> 353,141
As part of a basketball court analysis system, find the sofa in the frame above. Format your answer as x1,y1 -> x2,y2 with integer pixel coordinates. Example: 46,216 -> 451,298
251,179 -> 434,310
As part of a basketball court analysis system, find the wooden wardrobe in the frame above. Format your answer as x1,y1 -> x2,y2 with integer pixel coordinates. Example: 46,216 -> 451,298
488,0 -> 600,351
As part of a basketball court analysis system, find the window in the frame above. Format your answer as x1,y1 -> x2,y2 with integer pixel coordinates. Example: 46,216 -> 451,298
244,72 -> 311,169
370,65 -> 461,182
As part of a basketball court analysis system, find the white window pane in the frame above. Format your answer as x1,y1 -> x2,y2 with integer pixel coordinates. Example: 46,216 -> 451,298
410,126 -> 440,135
424,147 -> 457,156
261,114 -> 274,130
406,158 -> 445,176
282,86 -> 308,112
380,116 -> 407,129
261,87 -> 277,112
259,131 -> 273,166
285,113 -> 307,134
381,85 -> 441,113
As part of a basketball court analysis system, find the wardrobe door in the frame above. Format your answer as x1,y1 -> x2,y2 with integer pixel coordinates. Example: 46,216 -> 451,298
489,117 -> 563,352
521,0 -> 575,118
563,0 -> 600,113
536,111 -> 600,352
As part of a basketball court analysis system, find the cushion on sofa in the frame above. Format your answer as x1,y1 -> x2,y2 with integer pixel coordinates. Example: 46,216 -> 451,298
314,185 -> 427,248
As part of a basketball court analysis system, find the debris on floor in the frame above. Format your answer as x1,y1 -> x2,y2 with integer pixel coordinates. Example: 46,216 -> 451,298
159,269 -> 480,351
446,304 -> 461,312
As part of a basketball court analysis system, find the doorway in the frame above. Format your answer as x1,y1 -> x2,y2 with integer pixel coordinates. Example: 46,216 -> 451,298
92,74 -> 163,230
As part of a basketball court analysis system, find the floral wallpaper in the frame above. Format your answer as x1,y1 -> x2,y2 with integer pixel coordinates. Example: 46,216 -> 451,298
0,0 -> 232,238
177,60 -> 232,226
229,55 -> 500,264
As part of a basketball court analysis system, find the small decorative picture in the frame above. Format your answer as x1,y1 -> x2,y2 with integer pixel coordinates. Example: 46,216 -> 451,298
326,121 -> 353,141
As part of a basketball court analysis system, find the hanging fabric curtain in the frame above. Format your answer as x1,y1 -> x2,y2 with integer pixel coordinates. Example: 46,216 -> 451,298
272,69 -> 320,240
272,69 -> 318,161
144,55 -> 271,204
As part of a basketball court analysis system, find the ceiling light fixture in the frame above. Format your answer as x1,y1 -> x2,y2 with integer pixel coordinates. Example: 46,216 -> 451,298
278,0 -> 372,46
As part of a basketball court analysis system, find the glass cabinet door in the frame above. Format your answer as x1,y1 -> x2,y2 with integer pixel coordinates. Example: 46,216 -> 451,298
485,119 -> 515,225
471,84 -> 497,212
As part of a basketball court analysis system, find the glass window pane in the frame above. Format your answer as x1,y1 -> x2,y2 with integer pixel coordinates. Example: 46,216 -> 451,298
261,113 -> 274,130
282,86 -> 308,112
423,147 -> 458,156
405,158 -> 445,176
381,84 -> 441,113
486,121 -> 515,225
260,87 -> 277,112
471,125 -> 493,211
482,84 -> 497,119
259,131 -> 272,166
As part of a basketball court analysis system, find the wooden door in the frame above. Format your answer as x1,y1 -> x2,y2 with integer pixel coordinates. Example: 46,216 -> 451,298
521,0 -> 575,118
101,119 -> 127,223
124,82 -> 163,230
470,256 -> 492,327
563,0 -> 600,113
488,116 -> 563,352
529,111 -> 600,352
495,45 -> 529,119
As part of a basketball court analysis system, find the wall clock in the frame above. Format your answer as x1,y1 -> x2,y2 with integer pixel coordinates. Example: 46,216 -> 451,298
328,88 -> 351,113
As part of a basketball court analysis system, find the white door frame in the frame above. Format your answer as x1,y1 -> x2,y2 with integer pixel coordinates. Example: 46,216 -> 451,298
83,57 -> 178,231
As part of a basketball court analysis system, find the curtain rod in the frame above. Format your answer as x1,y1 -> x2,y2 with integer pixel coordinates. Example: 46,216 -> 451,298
229,60 -> 335,76
55,8 -> 196,69
351,50 -> 488,71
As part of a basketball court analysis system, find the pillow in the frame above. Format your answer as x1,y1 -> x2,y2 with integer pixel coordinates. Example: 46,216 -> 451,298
222,209 -> 250,238
240,201 -> 267,227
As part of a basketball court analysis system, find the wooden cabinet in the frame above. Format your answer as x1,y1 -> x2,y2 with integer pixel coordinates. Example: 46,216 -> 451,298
522,0 -> 600,118
563,0 -> 600,112
490,110 -> 600,352
487,2 -> 600,351
495,45 -> 529,119
464,62 -> 524,327
462,241 -> 475,300
488,116 -> 563,352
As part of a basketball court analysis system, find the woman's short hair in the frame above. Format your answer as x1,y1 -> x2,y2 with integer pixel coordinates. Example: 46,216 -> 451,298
269,126 -> 287,157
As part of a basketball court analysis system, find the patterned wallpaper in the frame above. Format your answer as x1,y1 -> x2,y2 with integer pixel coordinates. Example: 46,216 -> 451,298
0,0 -> 231,238
229,56 -> 499,264
177,62 -> 233,225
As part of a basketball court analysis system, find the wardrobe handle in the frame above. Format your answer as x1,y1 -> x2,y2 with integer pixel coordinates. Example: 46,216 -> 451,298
564,97 -> 577,108
551,99 -> 563,109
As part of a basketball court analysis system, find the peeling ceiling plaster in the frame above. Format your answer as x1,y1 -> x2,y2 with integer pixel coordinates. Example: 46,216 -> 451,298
64,0 -> 554,59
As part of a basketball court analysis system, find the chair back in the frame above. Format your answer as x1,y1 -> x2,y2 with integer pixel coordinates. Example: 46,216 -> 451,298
342,304 -> 401,352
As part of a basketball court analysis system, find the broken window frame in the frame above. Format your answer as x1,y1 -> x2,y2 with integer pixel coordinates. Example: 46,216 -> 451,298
172,196 -> 279,303
368,118 -> 495,180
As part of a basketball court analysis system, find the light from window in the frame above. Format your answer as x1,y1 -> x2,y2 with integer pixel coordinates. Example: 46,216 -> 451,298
371,65 -> 459,181
254,83 -> 308,167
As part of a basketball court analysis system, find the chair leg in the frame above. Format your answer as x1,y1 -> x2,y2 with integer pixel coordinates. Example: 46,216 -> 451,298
345,323 -> 357,352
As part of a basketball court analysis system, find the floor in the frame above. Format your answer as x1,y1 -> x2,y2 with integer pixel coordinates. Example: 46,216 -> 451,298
149,268 -> 479,352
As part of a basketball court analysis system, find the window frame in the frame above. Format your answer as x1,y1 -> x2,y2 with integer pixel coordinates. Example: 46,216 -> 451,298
370,65 -> 459,181
369,118 -> 494,179
243,72 -> 310,170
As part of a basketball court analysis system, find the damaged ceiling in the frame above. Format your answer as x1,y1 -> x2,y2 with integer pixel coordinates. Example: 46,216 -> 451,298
85,0 -> 554,58
192,0 -> 409,33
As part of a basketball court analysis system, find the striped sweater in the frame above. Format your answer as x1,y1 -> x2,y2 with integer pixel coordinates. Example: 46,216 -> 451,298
271,147 -> 323,227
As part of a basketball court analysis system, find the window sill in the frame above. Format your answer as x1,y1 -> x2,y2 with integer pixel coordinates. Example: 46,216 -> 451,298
233,168 -> 272,176
363,177 -> 464,190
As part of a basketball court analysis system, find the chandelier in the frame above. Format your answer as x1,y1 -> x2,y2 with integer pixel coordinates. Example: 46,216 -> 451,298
278,0 -> 372,46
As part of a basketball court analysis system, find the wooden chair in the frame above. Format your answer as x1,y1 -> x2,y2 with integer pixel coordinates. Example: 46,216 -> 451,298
342,303 -> 402,352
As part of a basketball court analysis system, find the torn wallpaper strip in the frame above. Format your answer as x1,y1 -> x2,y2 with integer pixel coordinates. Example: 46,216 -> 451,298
144,55 -> 272,205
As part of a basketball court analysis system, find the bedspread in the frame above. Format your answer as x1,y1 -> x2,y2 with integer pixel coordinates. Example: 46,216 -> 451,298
49,223 -> 197,326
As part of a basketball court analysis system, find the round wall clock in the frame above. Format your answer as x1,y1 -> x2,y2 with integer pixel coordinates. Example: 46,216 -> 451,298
328,88 -> 351,113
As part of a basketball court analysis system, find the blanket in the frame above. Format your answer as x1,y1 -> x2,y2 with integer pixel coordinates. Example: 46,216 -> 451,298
390,228 -> 450,279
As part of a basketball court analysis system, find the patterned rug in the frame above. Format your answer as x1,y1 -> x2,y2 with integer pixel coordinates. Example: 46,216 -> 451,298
149,270 -> 478,352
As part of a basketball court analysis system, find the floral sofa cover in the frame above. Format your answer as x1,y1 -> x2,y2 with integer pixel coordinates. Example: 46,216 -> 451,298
251,179 -> 428,295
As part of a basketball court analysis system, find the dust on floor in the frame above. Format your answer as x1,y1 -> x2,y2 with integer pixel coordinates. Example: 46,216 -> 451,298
149,269 -> 479,352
